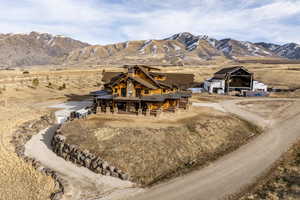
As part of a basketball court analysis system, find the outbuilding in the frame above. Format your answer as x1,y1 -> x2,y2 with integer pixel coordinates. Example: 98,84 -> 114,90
204,66 -> 267,95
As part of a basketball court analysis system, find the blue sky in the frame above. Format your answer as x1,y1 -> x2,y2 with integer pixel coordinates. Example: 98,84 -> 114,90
0,0 -> 300,45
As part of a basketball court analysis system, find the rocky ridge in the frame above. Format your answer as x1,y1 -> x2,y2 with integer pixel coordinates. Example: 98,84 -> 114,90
0,31 -> 89,67
1,31 -> 300,67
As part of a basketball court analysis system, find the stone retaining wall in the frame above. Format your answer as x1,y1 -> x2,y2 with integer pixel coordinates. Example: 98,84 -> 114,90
11,114 -> 64,200
51,128 -> 130,181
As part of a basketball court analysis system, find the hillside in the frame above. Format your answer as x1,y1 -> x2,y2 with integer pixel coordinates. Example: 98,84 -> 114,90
64,36 -> 225,66
44,32 -> 300,65
1,31 -> 300,67
0,32 -> 89,67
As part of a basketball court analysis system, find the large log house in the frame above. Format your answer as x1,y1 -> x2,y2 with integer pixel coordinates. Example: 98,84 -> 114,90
93,65 -> 193,116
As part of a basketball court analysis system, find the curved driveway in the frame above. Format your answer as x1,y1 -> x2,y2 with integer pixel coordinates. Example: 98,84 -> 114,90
132,98 -> 300,200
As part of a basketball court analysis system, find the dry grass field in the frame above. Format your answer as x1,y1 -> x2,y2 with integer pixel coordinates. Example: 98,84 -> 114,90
0,62 -> 300,199
0,105 -> 57,200
240,140 -> 300,200
60,107 -> 261,186
160,63 -> 300,90
0,68 -> 100,200
237,100 -> 296,120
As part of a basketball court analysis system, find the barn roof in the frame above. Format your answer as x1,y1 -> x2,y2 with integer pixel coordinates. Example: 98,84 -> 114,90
214,66 -> 251,75
213,66 -> 252,79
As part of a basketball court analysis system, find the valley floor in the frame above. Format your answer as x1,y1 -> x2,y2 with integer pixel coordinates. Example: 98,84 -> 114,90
0,65 -> 300,200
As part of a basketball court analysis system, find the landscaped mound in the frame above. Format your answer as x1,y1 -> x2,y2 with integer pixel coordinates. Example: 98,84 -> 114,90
59,107 -> 261,185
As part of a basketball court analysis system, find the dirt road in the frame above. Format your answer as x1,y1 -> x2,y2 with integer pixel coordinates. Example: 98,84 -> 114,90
24,101 -> 143,200
24,98 -> 300,200
132,98 -> 300,200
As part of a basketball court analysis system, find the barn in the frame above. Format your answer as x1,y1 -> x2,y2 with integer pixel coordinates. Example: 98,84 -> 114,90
204,66 -> 255,94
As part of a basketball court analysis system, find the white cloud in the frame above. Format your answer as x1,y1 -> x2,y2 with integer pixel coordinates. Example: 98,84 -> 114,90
0,0 -> 299,44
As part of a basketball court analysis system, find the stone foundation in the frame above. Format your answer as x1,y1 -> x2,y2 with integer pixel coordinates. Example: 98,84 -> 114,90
51,129 -> 130,181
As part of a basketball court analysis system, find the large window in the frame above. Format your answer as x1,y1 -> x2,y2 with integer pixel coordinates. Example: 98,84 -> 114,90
121,88 -> 127,97
136,88 -> 142,97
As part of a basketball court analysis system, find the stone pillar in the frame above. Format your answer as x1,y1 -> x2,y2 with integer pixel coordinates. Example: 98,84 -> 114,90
113,107 -> 118,114
96,106 -> 102,114
174,107 -> 179,113
106,107 -> 111,114
138,108 -> 143,116
186,103 -> 191,110
156,109 -> 162,117
146,109 -> 151,117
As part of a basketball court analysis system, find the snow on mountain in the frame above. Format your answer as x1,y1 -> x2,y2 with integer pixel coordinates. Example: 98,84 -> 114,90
0,31 -> 89,67
165,32 -> 218,51
273,43 -> 300,59
1,31 -> 300,67
255,42 -> 300,59
215,39 -> 275,57
255,42 -> 281,51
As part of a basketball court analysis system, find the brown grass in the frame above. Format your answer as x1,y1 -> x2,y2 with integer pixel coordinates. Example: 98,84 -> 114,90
237,140 -> 300,200
0,105 -> 56,200
237,100 -> 295,120
0,68 -> 100,200
60,108 -> 261,186
0,63 -> 299,198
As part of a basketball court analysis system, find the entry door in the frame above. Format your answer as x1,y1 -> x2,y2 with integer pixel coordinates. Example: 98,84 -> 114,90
121,88 -> 127,97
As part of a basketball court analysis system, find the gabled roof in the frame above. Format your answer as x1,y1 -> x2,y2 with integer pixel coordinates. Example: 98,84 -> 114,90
102,70 -> 195,90
213,66 -> 252,79
123,64 -> 160,71
102,72 -> 121,83
129,76 -> 158,89
214,66 -> 251,75
137,66 -> 161,88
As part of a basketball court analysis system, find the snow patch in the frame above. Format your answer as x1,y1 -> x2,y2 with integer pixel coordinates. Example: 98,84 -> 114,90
47,38 -> 54,45
163,45 -> 169,52
172,44 -> 181,51
125,41 -> 129,48
139,40 -> 152,54
152,45 -> 157,54
187,40 -> 199,51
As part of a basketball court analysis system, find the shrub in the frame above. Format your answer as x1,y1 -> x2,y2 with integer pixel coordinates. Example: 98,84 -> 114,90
47,82 -> 53,88
32,78 -> 39,88
58,83 -> 66,90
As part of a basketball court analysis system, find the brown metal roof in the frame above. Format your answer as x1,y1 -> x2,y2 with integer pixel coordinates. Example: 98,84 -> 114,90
129,76 -> 158,89
214,66 -> 251,75
102,71 -> 195,89
123,64 -> 160,71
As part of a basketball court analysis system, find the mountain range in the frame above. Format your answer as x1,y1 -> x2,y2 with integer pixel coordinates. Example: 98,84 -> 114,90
0,31 -> 299,67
